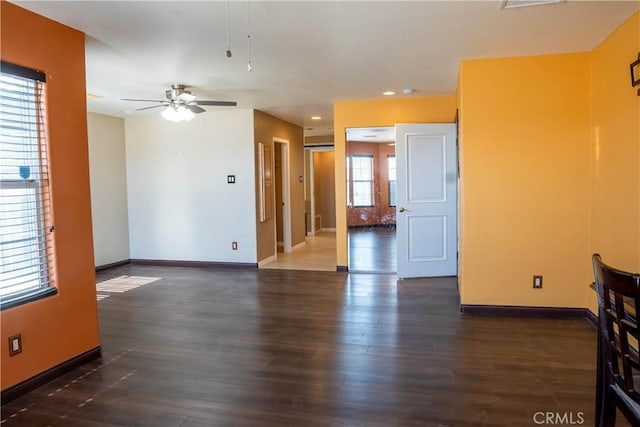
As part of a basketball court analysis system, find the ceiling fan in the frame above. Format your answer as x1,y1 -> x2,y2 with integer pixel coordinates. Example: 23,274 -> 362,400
122,84 -> 237,122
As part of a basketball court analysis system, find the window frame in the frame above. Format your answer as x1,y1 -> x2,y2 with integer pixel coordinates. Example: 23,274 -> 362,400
349,154 -> 375,208
387,155 -> 397,207
1,61 -> 57,311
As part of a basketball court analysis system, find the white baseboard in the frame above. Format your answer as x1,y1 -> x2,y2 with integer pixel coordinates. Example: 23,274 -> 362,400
291,241 -> 307,252
258,254 -> 277,267
320,227 -> 336,232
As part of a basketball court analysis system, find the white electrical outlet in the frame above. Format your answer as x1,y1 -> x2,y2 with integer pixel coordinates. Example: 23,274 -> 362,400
9,333 -> 22,356
533,275 -> 543,289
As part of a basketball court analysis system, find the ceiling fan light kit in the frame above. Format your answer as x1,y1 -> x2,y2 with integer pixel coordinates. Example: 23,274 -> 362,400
122,84 -> 237,122
161,105 -> 195,122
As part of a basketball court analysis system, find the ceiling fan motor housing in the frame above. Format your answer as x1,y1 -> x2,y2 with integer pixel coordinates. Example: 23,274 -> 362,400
166,84 -> 194,101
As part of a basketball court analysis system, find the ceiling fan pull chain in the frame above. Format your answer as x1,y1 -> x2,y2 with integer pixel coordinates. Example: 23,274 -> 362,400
247,0 -> 252,72
226,0 -> 232,58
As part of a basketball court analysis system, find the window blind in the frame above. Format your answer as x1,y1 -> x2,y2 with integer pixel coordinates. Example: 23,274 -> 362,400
0,62 -> 55,309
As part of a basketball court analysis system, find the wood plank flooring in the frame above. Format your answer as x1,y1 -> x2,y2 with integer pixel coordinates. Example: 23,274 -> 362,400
2,265 -> 599,426
261,232 -> 336,271
349,227 -> 396,273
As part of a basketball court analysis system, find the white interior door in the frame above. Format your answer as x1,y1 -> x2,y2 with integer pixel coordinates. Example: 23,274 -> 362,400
395,123 -> 457,278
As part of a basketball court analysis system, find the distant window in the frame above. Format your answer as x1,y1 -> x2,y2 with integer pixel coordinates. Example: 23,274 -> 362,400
349,155 -> 374,207
388,155 -> 396,207
0,62 -> 56,310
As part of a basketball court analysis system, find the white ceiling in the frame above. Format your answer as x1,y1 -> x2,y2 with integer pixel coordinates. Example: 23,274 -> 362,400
13,1 -> 639,135
347,127 -> 395,143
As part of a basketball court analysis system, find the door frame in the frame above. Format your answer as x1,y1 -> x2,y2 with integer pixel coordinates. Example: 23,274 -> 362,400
344,127 -> 396,273
274,138 -> 292,253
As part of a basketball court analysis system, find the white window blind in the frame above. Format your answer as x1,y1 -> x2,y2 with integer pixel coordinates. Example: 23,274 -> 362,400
0,62 -> 56,309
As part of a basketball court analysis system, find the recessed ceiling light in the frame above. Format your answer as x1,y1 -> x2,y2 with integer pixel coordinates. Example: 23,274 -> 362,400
403,88 -> 414,94
383,91 -> 396,96
311,116 -> 322,120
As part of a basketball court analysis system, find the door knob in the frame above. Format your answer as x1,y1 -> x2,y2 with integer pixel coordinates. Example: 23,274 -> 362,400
399,207 -> 408,212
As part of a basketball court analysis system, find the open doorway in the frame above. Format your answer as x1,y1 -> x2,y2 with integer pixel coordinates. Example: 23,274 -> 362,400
260,139 -> 337,272
346,127 -> 396,273
305,146 -> 335,236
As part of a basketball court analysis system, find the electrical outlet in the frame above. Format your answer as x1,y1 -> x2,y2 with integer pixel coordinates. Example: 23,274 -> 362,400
533,275 -> 543,289
8,333 -> 22,356
232,241 -> 238,250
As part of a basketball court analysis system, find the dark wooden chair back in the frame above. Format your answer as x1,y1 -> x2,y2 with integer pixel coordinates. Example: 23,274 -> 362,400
593,253 -> 640,426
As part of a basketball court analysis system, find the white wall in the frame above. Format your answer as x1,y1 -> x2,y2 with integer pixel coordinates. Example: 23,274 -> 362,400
125,109 -> 257,263
87,112 -> 130,267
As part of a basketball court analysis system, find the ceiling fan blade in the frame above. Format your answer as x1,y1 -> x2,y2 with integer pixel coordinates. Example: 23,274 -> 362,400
122,98 -> 165,102
193,100 -> 237,107
178,92 -> 196,102
136,104 -> 166,111
187,104 -> 206,114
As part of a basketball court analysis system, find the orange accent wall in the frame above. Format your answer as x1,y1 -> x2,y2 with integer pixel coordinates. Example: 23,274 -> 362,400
334,96 -> 457,267
458,52 -> 593,308
458,13 -> 639,311
588,12 -> 640,312
1,2 -> 99,390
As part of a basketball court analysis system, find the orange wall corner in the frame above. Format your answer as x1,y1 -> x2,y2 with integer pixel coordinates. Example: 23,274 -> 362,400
589,11 -> 640,272
1,2 -> 99,391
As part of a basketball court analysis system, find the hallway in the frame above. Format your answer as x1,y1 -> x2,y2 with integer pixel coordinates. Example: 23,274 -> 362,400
260,231 -> 336,271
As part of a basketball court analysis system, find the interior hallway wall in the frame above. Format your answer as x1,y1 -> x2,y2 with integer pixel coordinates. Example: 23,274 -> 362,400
87,112 -> 130,267
254,110 -> 305,262
315,151 -> 336,229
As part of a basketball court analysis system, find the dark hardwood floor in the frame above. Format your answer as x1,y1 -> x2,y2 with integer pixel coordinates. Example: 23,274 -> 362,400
2,264 -> 598,426
349,226 -> 397,273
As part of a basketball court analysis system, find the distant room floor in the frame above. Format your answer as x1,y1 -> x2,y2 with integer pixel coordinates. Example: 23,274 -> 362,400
349,225 -> 396,273
261,231 -> 336,271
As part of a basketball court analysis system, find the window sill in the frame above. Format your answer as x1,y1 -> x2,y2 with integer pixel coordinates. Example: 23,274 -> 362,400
1,287 -> 58,311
